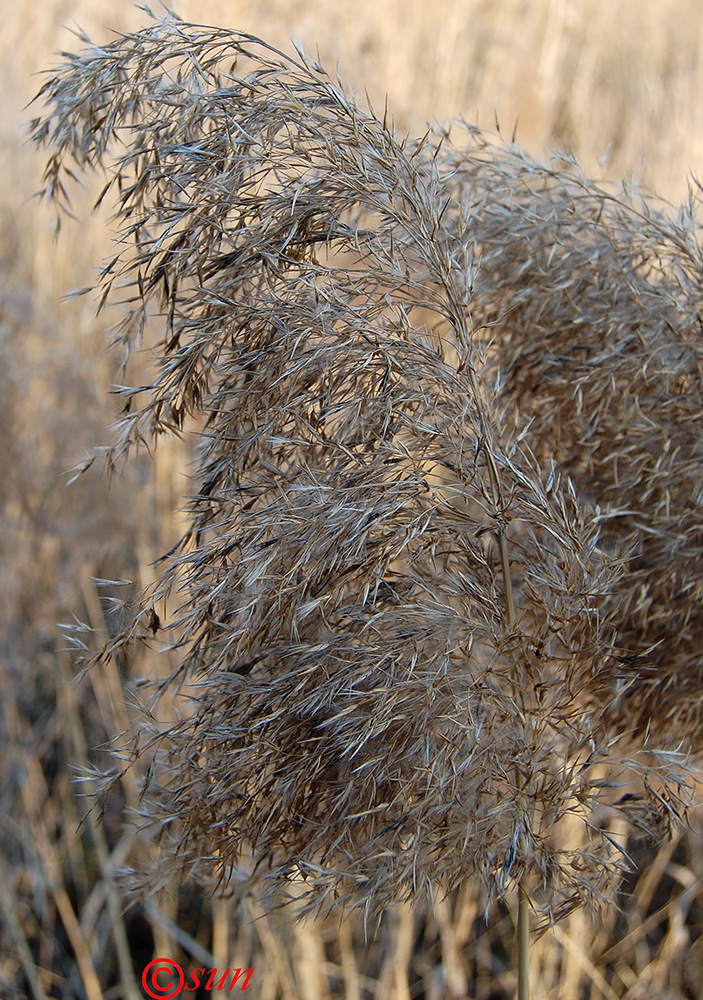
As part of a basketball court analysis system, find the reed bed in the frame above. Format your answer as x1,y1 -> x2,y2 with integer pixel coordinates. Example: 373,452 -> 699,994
29,5 -> 698,917
3,4 -> 703,998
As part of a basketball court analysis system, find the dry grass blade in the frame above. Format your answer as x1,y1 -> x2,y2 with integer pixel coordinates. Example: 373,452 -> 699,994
29,9 -> 698,932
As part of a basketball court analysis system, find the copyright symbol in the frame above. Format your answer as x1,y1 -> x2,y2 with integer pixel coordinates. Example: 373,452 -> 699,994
142,958 -> 185,999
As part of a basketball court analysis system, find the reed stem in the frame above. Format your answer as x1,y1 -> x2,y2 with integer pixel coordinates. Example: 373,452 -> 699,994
518,883 -> 530,1000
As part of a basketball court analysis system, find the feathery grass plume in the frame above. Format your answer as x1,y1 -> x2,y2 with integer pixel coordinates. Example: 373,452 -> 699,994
443,143 -> 703,745
30,10 -> 693,921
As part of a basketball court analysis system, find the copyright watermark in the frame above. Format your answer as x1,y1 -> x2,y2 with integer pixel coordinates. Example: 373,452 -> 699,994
142,958 -> 252,997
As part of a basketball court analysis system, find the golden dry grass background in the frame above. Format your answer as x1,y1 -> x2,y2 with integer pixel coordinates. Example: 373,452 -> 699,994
4,2 -> 703,999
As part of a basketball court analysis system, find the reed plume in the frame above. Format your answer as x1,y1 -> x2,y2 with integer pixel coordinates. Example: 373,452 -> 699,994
30,10 -> 695,925
447,143 -> 703,743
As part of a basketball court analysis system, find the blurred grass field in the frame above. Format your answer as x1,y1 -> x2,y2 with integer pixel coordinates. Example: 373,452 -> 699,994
4,2 -> 703,998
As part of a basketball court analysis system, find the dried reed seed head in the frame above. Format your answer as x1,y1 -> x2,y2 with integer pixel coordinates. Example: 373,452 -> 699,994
445,147 -> 703,741
31,11 -> 697,918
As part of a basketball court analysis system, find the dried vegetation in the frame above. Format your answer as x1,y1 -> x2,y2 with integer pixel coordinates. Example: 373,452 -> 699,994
30,11 -> 701,919
4,3 -> 703,998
